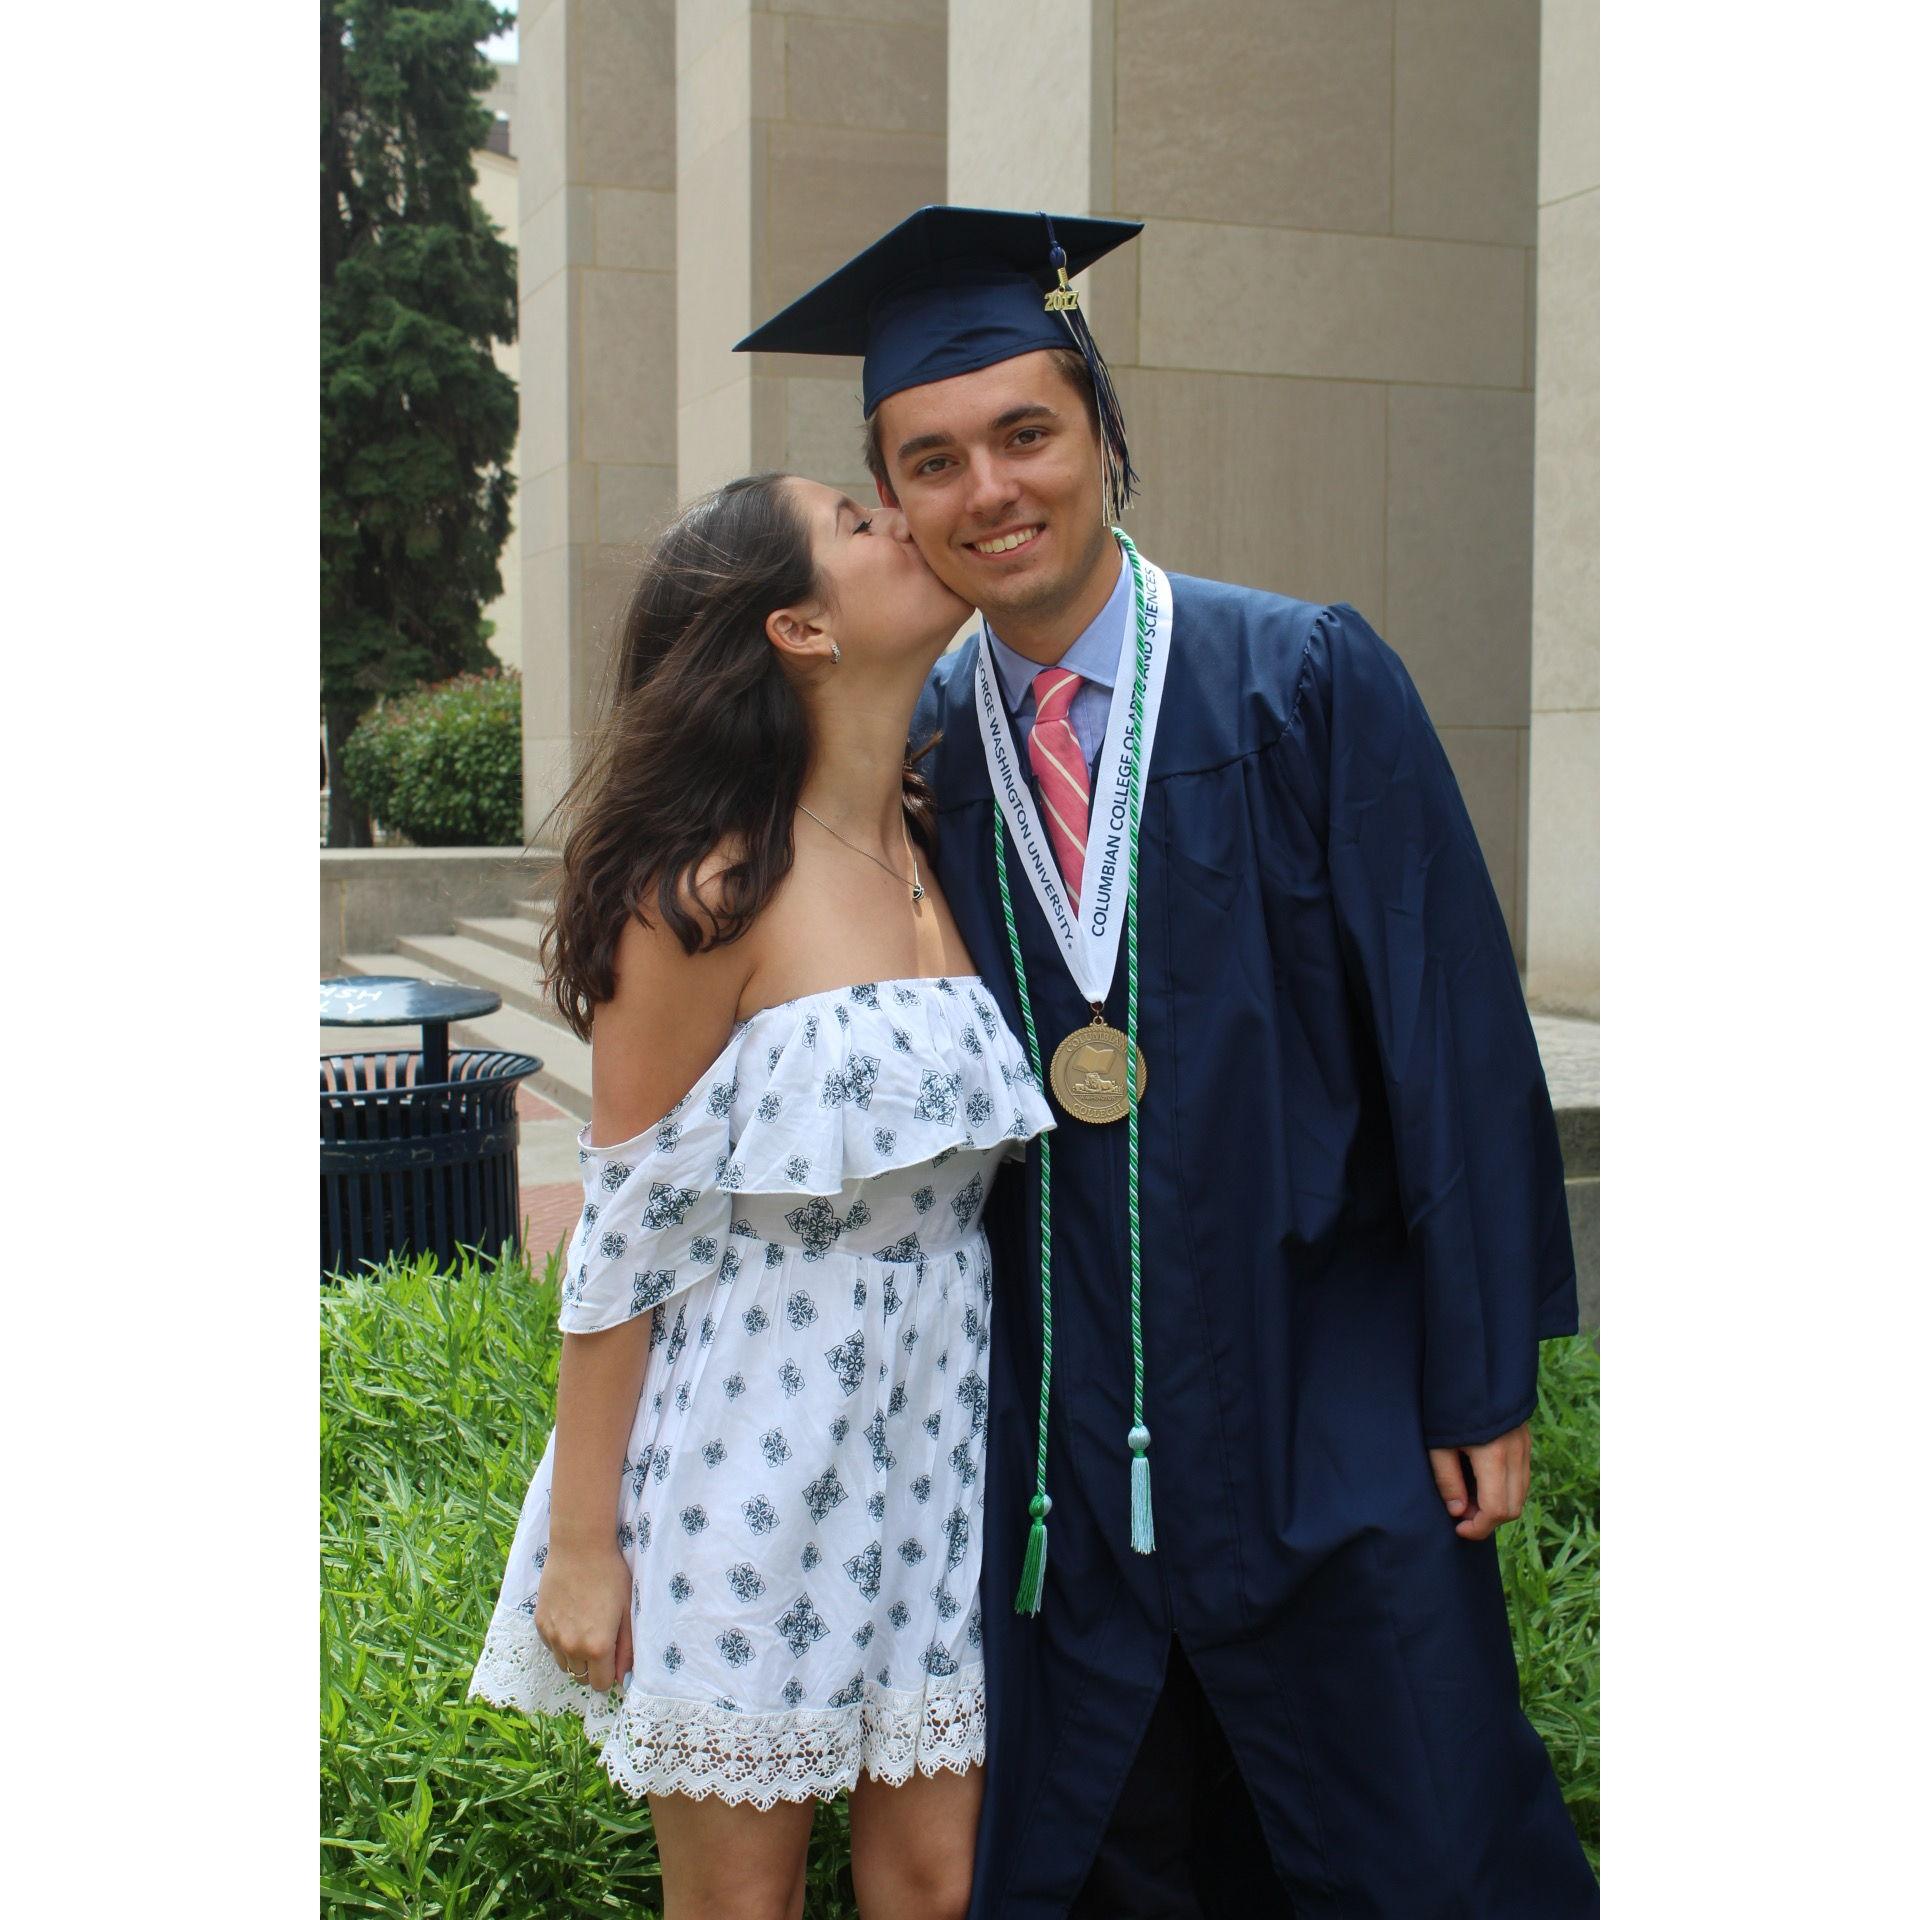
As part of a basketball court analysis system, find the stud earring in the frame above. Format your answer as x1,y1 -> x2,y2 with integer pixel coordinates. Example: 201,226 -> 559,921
829,642 -> 842,664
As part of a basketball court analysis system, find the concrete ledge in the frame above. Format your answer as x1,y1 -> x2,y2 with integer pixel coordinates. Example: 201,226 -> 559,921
1566,1176 -> 1599,1335
1530,1010 -> 1600,1333
321,848 -> 556,975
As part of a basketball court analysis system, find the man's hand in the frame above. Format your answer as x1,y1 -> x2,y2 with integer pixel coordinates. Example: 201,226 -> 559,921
1427,1422 -> 1533,1540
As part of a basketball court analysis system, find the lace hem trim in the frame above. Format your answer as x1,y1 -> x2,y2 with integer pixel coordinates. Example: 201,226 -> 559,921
467,1609 -> 985,1809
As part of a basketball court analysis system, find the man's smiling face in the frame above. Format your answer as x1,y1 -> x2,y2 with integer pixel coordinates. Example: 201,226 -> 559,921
872,350 -> 1113,635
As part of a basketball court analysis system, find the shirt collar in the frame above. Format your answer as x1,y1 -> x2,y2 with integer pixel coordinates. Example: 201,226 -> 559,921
983,559 -> 1130,716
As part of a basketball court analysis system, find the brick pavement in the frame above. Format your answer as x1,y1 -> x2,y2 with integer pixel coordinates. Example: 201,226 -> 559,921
519,1181 -> 583,1268
515,1081 -> 582,1269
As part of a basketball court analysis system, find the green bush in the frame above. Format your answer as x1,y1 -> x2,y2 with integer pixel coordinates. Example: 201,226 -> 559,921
321,1249 -> 863,1919
320,1253 -> 1599,1914
341,670 -> 522,848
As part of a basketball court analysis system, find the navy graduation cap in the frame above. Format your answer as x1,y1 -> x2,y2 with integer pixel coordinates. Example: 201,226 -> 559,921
735,204 -> 1144,520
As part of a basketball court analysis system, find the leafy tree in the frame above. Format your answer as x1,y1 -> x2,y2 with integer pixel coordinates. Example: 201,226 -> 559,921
322,0 -> 517,847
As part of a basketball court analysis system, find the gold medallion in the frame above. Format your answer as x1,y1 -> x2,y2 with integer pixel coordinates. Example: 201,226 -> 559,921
1049,1017 -> 1147,1125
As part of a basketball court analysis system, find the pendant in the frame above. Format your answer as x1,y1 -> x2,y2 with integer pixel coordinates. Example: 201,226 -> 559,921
1049,1011 -> 1147,1125
911,880 -> 926,904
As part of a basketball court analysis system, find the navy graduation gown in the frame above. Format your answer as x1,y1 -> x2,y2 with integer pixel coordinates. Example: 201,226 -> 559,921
913,578 -> 1596,1918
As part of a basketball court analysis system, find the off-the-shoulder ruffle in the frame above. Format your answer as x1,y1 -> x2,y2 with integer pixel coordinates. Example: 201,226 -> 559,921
578,975 -> 1048,1196
557,975 -> 1052,1334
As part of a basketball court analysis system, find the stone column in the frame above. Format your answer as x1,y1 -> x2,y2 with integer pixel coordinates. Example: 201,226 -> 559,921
679,1 -> 946,509
1525,0 -> 1600,1014
948,1 -> 1114,217
950,0 -> 1540,956
516,0 -> 678,845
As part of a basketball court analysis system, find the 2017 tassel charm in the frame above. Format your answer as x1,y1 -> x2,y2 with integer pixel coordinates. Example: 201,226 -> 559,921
1128,1425 -> 1155,1554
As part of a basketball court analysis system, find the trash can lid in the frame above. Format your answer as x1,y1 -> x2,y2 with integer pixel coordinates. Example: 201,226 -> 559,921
320,975 -> 503,1026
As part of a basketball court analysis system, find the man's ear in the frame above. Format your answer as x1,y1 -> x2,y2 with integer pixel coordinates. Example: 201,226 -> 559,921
874,469 -> 901,510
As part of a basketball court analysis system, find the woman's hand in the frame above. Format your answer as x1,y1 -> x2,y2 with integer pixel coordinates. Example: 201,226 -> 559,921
534,1535 -> 635,1691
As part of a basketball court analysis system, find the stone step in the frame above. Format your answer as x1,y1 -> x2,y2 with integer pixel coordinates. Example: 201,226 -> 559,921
337,945 -> 591,1119
456,912 -> 543,963
511,897 -> 549,925
393,929 -> 551,1024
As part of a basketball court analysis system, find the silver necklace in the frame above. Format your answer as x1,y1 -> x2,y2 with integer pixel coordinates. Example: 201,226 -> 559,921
796,801 -> 926,905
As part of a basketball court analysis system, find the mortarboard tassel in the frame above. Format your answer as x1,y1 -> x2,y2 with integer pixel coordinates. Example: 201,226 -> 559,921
1062,301 -> 1140,527
1044,220 -> 1140,526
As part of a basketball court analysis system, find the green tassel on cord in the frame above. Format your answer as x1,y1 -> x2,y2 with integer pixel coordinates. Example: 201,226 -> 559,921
1014,1492 -> 1052,1614
1128,1426 -> 1156,1554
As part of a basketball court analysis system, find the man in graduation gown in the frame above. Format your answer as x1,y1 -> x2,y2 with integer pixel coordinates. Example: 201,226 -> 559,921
739,208 -> 1597,1918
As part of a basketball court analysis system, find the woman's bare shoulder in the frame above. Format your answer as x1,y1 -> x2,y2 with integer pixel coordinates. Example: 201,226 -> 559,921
588,848 -> 760,1145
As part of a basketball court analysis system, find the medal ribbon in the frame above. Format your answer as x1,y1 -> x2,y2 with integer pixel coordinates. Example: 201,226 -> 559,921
992,529 -> 1165,1612
974,540 -> 1171,1007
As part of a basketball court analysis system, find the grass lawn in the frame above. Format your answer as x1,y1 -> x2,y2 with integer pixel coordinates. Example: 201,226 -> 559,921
321,1252 -> 1598,1915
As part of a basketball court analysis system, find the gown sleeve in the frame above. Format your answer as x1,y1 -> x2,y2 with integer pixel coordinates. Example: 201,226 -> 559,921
1296,604 -> 1579,1447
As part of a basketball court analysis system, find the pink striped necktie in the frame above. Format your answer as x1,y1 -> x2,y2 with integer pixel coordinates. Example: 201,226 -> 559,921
1030,666 -> 1091,914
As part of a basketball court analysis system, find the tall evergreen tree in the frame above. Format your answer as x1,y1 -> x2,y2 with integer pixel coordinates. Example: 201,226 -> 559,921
322,0 -> 517,846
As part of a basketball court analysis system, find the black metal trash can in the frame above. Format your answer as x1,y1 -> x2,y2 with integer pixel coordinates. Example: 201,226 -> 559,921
321,1045 -> 543,1280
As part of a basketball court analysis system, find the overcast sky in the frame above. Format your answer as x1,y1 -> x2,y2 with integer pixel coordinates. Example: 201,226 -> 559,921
481,1 -> 517,63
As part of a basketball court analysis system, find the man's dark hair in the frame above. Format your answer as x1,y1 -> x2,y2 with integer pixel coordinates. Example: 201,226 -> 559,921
862,347 -> 1100,496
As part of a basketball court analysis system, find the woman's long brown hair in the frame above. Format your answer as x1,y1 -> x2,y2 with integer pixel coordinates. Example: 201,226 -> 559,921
541,473 -> 937,1041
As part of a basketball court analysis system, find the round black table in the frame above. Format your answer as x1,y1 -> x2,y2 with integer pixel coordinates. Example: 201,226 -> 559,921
319,974 -> 502,1086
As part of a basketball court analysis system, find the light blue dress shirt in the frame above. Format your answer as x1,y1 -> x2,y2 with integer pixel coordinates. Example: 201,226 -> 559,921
983,560 -> 1130,779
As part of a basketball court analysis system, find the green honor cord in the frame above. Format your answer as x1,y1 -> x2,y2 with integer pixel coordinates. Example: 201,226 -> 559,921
995,818 -> 1056,1613
1000,528 -> 1156,1617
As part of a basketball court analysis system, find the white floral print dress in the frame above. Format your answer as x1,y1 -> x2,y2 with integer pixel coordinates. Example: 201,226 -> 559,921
469,975 -> 1055,1808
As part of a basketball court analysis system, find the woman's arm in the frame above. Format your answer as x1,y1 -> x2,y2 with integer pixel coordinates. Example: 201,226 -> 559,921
535,890 -> 756,1690
538,1318 -> 653,1690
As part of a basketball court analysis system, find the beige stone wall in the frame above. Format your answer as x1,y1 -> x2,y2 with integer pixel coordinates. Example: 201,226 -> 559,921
947,1 -> 1112,217
471,139 -> 522,671
952,0 -> 1541,953
509,3 -> 1596,977
1525,0 -> 1599,1013
517,0 -> 678,843
687,1 -> 946,508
